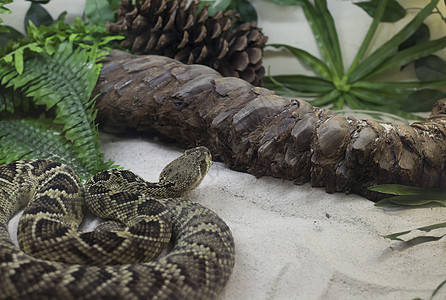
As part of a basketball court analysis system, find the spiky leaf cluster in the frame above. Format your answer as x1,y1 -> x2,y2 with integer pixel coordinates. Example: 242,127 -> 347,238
264,0 -> 446,120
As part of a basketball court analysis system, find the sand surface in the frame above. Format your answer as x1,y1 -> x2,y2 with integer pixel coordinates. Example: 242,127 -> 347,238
100,134 -> 446,300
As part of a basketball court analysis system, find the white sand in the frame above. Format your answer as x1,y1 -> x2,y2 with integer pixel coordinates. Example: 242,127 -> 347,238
8,133 -> 446,299
99,134 -> 446,299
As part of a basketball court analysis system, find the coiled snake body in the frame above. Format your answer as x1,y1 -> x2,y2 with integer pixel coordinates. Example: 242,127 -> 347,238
0,147 -> 235,299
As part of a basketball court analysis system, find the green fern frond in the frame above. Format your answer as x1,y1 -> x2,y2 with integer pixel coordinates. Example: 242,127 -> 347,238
0,42 -> 106,173
0,117 -> 92,181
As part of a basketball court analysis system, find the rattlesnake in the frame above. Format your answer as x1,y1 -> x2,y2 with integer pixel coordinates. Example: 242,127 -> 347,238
0,146 -> 235,299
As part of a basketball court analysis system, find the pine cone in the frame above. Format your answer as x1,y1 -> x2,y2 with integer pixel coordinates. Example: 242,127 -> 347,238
107,0 -> 268,86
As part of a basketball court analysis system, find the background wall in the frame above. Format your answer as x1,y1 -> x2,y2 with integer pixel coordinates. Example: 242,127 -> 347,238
2,0 -> 446,80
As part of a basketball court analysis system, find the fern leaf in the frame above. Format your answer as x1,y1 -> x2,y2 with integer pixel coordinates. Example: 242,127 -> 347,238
0,117 -> 92,181
0,42 -> 105,173
0,86 -> 30,115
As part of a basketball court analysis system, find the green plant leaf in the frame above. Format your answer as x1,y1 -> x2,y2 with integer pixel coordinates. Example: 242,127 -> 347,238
352,80 -> 446,91
371,184 -> 446,207
0,42 -> 107,173
13,50 -> 24,74
402,89 -> 445,112
25,0 -> 51,4
263,74 -> 334,95
348,0 -> 439,83
354,0 -> 406,22
398,23 -> 430,53
0,86 -> 31,115
365,36 -> 446,79
377,195 -> 446,207
205,0 -> 229,16
342,93 -> 364,109
24,3 -> 54,29
0,25 -> 24,47
348,0 -> 388,74
369,184 -> 434,195
0,117 -> 93,181
349,87 -> 404,106
107,0 -> 121,11
414,55 -> 446,82
310,89 -> 341,106
84,0 -> 116,25
431,279 -> 446,300
234,0 -> 258,23
268,43 -> 332,79
0,0 -> 12,16
267,0 -> 304,6
300,0 -> 343,78
383,221 -> 446,241
314,0 -> 343,75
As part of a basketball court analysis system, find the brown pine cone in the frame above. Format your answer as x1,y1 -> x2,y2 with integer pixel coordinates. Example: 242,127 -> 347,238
107,0 -> 268,86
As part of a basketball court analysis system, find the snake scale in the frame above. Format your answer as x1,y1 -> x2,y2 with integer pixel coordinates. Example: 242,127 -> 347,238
0,146 -> 235,299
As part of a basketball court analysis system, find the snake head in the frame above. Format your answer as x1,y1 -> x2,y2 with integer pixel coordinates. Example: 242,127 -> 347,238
159,146 -> 212,197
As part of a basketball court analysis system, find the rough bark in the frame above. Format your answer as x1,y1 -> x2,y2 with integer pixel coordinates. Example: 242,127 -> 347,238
93,50 -> 446,200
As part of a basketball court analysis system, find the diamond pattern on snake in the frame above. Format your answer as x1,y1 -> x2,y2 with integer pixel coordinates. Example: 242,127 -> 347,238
0,146 -> 235,299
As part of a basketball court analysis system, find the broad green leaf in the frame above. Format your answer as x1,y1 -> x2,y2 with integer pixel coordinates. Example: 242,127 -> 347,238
349,87 -> 403,106
431,280 -> 446,300
348,0 -> 439,83
348,0 -> 388,73
369,184 -> 434,195
84,0 -> 116,25
263,74 -> 334,94
354,0 -> 406,22
2,53 -> 12,62
310,89 -> 341,106
371,184 -> 446,207
380,195 -> 446,207
267,0 -> 304,6
398,23 -> 430,53
383,221 -> 446,241
234,0 -> 258,23
402,89 -> 444,112
365,36 -> 446,79
0,0 -> 12,15
414,55 -> 446,82
353,80 -> 446,91
0,25 -> 24,47
373,198 -> 401,207
25,0 -> 51,4
205,0 -> 230,17
263,77 -> 325,97
14,50 -> 24,74
314,0 -> 343,75
107,0 -> 121,11
27,44 -> 43,53
24,3 -> 54,29
370,105 -> 423,120
268,43 -> 332,79
342,93 -> 364,109
300,0 -> 342,78
350,84 -> 409,101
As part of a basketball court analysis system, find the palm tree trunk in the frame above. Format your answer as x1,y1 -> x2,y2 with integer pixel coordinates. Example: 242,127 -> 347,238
94,50 -> 446,200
